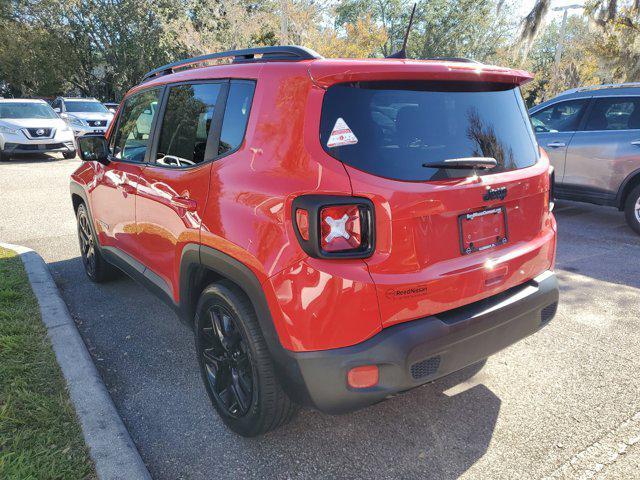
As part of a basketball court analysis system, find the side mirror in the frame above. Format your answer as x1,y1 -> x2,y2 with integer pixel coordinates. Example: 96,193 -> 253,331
53,107 -> 61,113
78,135 -> 110,165
108,108 -> 116,114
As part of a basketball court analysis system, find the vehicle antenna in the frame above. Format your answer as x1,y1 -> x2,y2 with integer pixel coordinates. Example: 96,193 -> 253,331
386,3 -> 417,59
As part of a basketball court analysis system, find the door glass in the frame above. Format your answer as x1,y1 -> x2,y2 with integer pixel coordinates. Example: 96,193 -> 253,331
218,81 -> 255,155
584,97 -> 640,131
156,83 -> 222,168
530,99 -> 588,133
112,88 -> 160,163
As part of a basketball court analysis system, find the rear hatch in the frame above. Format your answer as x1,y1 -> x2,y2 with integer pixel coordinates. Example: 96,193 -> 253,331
317,72 -> 555,327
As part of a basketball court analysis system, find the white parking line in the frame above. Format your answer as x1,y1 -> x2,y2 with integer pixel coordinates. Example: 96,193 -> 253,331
544,411 -> 640,479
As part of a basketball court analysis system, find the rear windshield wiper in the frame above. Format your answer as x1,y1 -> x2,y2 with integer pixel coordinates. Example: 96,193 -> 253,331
423,157 -> 497,169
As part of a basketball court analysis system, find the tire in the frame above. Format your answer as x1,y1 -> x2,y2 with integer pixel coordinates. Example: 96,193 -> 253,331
0,151 -> 8,162
624,184 -> 640,235
195,280 -> 297,436
76,203 -> 117,282
63,149 -> 77,159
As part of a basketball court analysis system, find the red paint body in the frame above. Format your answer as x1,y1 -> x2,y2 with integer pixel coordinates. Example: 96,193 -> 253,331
71,58 -> 556,353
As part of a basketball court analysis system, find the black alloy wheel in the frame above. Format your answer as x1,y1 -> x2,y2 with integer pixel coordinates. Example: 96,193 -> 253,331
77,206 -> 97,277
195,281 -> 296,436
198,304 -> 255,417
75,203 -> 116,282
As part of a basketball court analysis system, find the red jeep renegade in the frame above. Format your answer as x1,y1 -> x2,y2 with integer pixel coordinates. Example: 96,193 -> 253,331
71,46 -> 559,436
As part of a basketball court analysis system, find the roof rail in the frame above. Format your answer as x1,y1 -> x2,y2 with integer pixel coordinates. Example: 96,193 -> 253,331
141,45 -> 322,82
559,82 -> 640,96
424,57 -> 480,64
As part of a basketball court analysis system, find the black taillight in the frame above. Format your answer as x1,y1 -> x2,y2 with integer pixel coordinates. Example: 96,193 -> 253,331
292,195 -> 375,259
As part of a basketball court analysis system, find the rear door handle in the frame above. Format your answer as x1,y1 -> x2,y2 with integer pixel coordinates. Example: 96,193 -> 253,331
547,142 -> 566,148
170,196 -> 197,212
631,140 -> 640,146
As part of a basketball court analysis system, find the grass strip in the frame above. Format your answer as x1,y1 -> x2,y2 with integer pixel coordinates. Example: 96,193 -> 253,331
0,247 -> 95,479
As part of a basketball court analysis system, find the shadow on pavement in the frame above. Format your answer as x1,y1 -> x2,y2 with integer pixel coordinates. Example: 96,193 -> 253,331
263,360 -> 500,479
49,254 -> 501,479
553,200 -> 640,290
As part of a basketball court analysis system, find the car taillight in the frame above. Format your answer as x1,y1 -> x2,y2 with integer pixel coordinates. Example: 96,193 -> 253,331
295,209 -> 309,240
320,205 -> 362,252
292,195 -> 375,259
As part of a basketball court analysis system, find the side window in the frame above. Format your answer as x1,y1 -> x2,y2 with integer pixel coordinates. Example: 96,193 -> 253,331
584,97 -> 640,131
156,83 -> 222,167
51,99 -> 60,110
531,99 -> 588,133
218,81 -> 255,156
112,88 -> 160,163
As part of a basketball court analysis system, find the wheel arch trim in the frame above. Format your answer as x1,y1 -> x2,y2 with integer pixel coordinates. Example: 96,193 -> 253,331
616,168 -> 640,209
179,244 -> 312,405
70,180 -> 89,213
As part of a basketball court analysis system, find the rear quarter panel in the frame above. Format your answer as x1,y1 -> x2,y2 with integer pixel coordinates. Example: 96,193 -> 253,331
199,63 -> 381,351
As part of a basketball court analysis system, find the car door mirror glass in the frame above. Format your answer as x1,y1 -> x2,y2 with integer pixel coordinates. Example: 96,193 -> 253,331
78,135 -> 110,164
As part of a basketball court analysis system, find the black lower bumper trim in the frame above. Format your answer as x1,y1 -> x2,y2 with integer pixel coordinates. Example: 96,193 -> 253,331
281,270 -> 559,414
3,142 -> 74,154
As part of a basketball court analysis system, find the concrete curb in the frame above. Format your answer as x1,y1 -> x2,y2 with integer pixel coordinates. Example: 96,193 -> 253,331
1,242 -> 152,480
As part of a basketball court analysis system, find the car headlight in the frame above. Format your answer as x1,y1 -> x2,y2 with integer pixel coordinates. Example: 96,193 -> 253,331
67,117 -> 87,127
0,125 -> 19,134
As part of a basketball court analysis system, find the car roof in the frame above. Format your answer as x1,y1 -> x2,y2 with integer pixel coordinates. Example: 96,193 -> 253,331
61,97 -> 100,102
128,45 -> 532,98
530,83 -> 640,112
0,98 -> 47,103
559,82 -> 640,97
132,56 -> 532,99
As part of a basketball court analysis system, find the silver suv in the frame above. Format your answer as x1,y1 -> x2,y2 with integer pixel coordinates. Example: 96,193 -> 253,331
530,83 -> 640,234
51,97 -> 114,137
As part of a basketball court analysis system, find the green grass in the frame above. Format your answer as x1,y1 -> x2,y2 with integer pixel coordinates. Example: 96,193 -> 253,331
0,247 -> 95,480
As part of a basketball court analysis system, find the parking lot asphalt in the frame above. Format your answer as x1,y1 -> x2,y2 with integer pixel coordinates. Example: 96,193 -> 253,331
1,155 -> 639,479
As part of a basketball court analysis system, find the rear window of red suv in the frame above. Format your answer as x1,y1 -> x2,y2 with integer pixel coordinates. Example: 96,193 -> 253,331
319,81 -> 539,182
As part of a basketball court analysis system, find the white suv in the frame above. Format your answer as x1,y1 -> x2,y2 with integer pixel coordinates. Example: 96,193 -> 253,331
52,97 -> 114,136
0,99 -> 76,161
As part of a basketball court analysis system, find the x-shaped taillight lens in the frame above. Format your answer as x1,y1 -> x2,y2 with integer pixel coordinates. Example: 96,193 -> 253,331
320,205 -> 362,252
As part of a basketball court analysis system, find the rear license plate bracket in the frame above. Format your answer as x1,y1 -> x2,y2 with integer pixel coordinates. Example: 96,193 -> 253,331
458,207 -> 508,255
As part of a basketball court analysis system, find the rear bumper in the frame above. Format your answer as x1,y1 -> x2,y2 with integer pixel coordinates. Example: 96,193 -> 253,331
281,270 -> 559,414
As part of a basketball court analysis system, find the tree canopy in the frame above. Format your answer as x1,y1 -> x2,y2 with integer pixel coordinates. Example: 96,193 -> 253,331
0,0 -> 638,105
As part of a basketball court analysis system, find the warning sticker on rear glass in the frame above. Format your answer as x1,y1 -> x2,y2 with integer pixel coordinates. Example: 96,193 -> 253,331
327,118 -> 358,148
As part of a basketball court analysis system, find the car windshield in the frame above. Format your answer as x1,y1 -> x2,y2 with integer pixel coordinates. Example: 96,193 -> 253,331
0,102 -> 58,120
320,81 -> 539,181
65,101 -> 109,113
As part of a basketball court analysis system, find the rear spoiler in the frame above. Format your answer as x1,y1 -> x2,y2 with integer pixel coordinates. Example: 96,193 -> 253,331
308,59 -> 533,89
